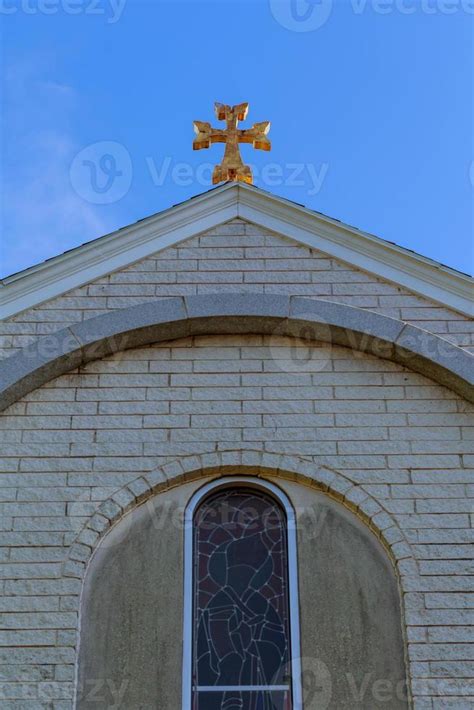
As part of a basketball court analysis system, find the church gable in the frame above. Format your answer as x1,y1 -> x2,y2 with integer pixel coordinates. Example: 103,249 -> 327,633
0,183 -> 472,710
0,215 -> 472,360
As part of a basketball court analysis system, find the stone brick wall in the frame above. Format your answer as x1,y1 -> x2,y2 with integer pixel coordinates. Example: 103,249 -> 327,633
0,334 -> 473,709
1,219 -> 472,359
0,217 -> 473,708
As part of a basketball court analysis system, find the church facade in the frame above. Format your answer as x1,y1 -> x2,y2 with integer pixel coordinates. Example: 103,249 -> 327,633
0,183 -> 473,709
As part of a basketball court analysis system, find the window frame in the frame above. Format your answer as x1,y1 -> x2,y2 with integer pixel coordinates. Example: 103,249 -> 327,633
181,476 -> 303,709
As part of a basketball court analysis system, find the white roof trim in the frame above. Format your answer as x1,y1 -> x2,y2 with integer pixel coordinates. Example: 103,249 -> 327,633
1,182 -> 472,319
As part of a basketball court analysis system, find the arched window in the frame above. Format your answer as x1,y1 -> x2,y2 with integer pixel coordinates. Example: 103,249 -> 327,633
182,478 -> 302,710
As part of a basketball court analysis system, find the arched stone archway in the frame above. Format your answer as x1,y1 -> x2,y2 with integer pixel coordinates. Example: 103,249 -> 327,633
63,450 -> 416,583
1,294 -> 473,411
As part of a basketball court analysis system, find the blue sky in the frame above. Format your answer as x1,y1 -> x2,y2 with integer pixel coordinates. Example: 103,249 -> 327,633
1,0 -> 473,278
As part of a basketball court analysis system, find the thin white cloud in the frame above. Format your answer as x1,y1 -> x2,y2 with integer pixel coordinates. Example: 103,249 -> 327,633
1,55 -> 117,278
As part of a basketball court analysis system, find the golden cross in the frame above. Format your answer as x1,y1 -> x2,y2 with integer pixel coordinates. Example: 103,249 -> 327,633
193,102 -> 271,185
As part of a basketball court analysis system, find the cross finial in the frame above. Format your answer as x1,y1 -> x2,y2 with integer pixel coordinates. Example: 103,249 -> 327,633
193,102 -> 271,185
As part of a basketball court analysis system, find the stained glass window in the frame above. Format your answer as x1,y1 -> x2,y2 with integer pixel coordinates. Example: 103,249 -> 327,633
192,487 -> 293,710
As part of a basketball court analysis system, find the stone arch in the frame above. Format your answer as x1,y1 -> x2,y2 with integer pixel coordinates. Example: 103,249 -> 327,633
1,293 -> 472,411
63,449 -> 417,582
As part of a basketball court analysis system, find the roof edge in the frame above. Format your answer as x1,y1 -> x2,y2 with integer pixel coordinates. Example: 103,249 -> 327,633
0,183 -> 472,319
237,185 -> 473,316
